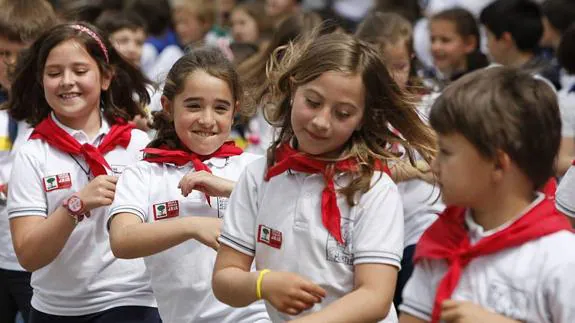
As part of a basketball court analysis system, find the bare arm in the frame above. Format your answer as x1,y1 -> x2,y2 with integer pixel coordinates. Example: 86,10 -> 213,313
10,207 -> 77,272
109,212 -> 221,259
212,245 -> 260,307
292,263 -> 398,323
399,314 -> 428,323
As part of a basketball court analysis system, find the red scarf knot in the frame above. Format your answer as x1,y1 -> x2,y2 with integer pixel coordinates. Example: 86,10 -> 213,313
265,143 -> 390,244
30,115 -> 133,177
143,141 -> 243,206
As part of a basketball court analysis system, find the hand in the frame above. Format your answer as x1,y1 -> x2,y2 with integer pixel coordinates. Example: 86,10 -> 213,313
262,271 -> 326,316
76,175 -> 117,212
188,217 -> 222,251
441,300 -> 519,323
179,170 -> 235,197
0,183 -> 8,194
390,160 -> 435,184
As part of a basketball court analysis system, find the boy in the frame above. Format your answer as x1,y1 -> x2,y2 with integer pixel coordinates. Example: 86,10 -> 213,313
0,1 -> 57,322
399,67 -> 575,323
96,11 -> 147,68
480,0 -> 560,89
540,0 -> 575,51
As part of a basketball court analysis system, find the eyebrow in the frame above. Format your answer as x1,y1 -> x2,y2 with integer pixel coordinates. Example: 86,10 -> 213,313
183,97 -> 232,106
44,62 -> 90,69
303,88 -> 359,111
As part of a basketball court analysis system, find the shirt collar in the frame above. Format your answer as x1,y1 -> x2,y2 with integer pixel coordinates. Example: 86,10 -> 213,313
464,193 -> 545,244
51,112 -> 110,146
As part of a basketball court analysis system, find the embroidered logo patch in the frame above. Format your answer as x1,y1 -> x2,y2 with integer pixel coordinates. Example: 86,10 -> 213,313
326,217 -> 353,265
43,173 -> 72,192
110,164 -> 126,176
257,225 -> 283,249
153,200 -> 180,220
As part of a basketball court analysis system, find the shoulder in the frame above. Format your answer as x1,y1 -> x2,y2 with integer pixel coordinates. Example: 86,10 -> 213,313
228,152 -> 264,168
534,231 -> 575,265
128,128 -> 151,149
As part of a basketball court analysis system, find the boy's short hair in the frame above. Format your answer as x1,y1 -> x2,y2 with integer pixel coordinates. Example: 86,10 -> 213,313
429,67 -> 561,189
557,23 -> 575,75
0,0 -> 58,42
542,0 -> 575,33
96,11 -> 147,36
126,0 -> 171,36
480,0 -> 543,53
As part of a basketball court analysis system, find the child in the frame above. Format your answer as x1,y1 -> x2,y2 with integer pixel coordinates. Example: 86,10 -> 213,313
212,32 -> 437,322
0,0 -> 57,321
230,1 -> 272,47
399,67 -> 575,323
355,11 -> 445,307
107,48 -> 269,323
265,0 -> 301,25
429,8 -> 488,87
5,22 -> 160,322
540,0 -> 575,51
480,0 -> 559,88
96,11 -> 147,68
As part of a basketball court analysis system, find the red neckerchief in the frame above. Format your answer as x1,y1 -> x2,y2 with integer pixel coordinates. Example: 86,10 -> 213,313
413,196 -> 571,323
143,142 -> 243,205
30,115 -> 133,176
265,143 -> 390,243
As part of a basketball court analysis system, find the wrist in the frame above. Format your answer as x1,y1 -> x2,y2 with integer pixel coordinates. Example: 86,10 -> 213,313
257,269 -> 271,300
62,194 -> 86,224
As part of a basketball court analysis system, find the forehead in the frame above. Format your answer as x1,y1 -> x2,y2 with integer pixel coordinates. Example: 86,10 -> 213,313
383,42 -> 410,62
300,71 -> 365,107
177,70 -> 233,99
0,36 -> 27,51
110,28 -> 146,39
430,19 -> 458,35
44,39 -> 97,66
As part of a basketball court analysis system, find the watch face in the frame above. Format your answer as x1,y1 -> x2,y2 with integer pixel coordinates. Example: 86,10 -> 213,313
68,196 -> 83,213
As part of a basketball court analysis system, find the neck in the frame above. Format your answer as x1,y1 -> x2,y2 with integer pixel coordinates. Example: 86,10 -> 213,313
470,187 -> 535,231
54,107 -> 102,140
443,60 -> 468,79
505,50 -> 534,68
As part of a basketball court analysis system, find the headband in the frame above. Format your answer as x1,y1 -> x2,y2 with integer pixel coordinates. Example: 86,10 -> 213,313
70,24 -> 109,64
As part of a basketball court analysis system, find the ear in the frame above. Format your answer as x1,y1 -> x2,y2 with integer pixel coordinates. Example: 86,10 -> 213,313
492,149 -> 511,182
501,32 -> 514,49
101,68 -> 114,91
161,95 -> 172,117
462,35 -> 478,55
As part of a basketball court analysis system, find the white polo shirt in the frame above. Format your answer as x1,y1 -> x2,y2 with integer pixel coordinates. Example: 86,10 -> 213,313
557,165 -> 575,218
7,116 -> 156,316
0,112 -> 32,271
109,153 -> 270,323
400,194 -> 575,323
220,158 -> 404,323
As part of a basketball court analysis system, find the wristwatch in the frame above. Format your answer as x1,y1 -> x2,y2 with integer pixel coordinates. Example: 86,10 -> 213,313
63,195 -> 86,223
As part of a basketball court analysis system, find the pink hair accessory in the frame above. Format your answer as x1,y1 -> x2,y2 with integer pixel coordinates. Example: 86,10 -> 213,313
70,24 -> 109,63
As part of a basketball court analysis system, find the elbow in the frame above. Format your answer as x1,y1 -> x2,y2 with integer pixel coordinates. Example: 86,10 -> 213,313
211,272 -> 240,307
15,249 -> 46,272
109,235 -> 136,259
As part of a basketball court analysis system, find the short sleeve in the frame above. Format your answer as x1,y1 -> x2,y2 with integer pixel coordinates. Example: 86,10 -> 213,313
128,129 -> 151,161
556,166 -> 575,217
7,148 -> 47,218
352,173 -> 404,268
218,160 -> 264,257
559,92 -> 575,138
108,162 -> 150,225
399,260 -> 438,321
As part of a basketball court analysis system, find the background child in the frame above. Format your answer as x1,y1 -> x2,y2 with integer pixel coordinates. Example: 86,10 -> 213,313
480,0 -> 559,88
212,32 -> 437,322
0,0 -> 57,321
399,67 -> 575,323
265,0 -> 301,26
108,48 -> 269,323
230,1 -> 272,47
355,11 -> 445,307
96,10 -> 147,68
428,8 -> 488,87
5,22 -> 160,322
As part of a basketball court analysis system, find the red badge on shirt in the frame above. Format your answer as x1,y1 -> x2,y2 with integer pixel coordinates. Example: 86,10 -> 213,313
257,225 -> 283,249
43,173 -> 72,192
153,200 -> 180,220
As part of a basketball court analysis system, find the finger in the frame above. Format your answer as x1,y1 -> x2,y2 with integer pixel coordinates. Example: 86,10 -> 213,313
288,299 -> 314,311
103,189 -> 115,200
211,239 -> 220,251
300,281 -> 326,299
98,175 -> 118,184
100,197 -> 113,206
284,307 -> 303,316
101,180 -> 117,191
440,306 -> 461,322
294,290 -> 322,305
441,299 -> 461,310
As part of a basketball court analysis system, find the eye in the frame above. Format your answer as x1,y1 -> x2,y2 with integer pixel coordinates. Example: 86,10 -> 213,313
45,71 -> 60,77
215,105 -> 230,113
335,110 -> 351,120
75,69 -> 88,75
186,103 -> 201,110
305,98 -> 320,108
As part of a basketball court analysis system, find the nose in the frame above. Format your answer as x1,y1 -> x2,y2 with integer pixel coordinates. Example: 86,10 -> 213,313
310,106 -> 331,132
430,39 -> 441,54
198,107 -> 215,127
60,70 -> 74,87
430,157 -> 440,177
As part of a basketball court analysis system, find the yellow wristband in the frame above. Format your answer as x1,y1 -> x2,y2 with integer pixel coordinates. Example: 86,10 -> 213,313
256,269 -> 271,300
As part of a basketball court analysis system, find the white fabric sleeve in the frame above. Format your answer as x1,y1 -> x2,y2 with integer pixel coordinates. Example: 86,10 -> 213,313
559,93 -> 575,138
556,166 -> 575,218
218,161 -> 263,257
352,174 -> 404,268
7,148 -> 48,218
108,163 -> 150,225
399,260 -> 438,321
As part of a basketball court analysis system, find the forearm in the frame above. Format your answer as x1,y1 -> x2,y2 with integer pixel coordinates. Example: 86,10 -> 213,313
11,206 -> 76,272
212,266 -> 259,307
110,214 -> 194,259
293,287 -> 393,323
